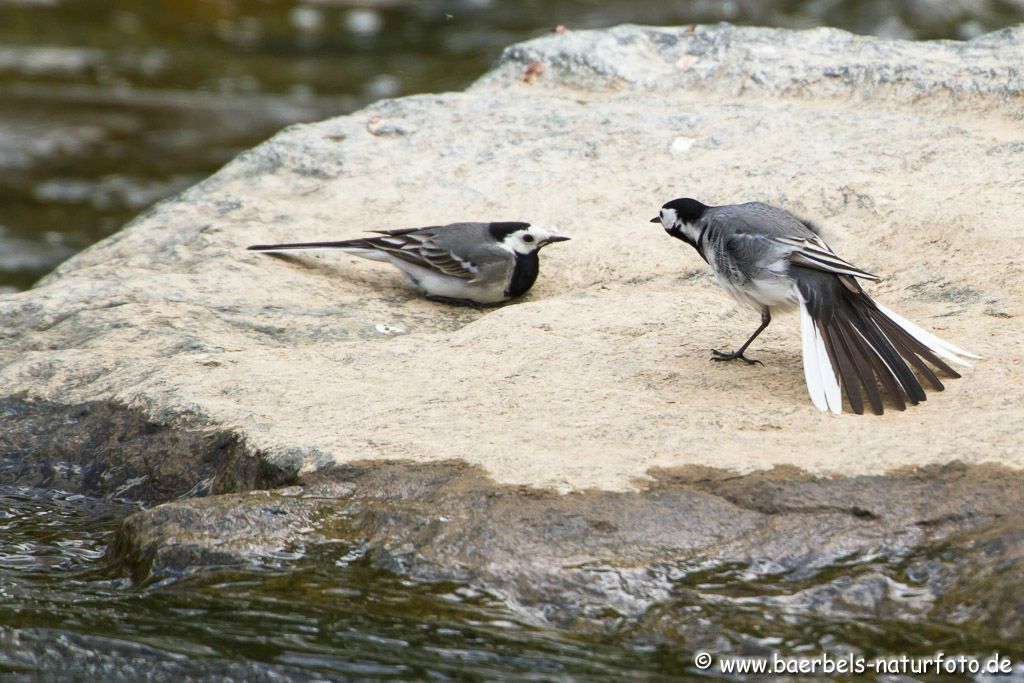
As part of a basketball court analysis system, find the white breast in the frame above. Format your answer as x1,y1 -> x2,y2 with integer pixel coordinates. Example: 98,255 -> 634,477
715,259 -> 800,311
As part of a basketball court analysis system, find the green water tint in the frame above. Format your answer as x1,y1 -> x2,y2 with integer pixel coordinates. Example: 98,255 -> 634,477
1,486 -> 1019,680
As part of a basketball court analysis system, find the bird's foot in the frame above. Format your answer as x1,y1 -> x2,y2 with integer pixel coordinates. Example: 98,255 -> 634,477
710,349 -> 763,366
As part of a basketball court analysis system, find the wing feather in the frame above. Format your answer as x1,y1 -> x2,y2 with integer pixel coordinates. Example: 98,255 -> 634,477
775,236 -> 880,281
359,233 -> 479,280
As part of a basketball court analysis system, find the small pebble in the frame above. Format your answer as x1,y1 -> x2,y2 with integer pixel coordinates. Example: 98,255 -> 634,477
375,323 -> 406,336
671,136 -> 695,155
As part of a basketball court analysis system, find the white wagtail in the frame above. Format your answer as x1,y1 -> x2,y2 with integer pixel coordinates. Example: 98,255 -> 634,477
651,198 -> 979,415
248,222 -> 569,306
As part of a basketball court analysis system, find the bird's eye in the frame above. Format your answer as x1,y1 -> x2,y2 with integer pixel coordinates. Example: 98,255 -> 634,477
522,234 -> 535,243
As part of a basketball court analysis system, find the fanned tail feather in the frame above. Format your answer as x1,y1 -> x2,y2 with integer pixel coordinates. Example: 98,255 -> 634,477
795,269 -> 973,415
873,302 -> 980,366
799,294 -> 842,414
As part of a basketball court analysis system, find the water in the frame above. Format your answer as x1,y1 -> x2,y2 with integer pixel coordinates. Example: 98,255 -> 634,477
2,0 -> 1024,292
1,485 -> 1021,680
0,486 -> 686,680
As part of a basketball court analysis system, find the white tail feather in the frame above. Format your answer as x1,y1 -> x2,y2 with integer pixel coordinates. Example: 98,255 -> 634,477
799,296 -> 842,414
873,303 -> 980,366
799,301 -> 826,412
816,323 -> 843,414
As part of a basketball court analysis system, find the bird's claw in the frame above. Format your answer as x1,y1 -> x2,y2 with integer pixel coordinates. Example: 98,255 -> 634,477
710,349 -> 764,366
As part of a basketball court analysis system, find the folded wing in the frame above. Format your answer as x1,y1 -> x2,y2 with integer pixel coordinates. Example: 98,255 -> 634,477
775,235 -> 880,281
248,229 -> 480,280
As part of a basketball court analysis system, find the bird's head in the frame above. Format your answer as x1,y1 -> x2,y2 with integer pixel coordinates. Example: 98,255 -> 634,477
650,198 -> 708,247
491,222 -> 571,255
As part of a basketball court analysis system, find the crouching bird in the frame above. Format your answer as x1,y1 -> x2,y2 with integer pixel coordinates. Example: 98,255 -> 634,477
651,198 -> 978,414
248,221 -> 569,306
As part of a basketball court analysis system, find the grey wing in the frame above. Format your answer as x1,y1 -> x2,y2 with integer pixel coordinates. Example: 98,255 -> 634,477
364,225 -> 482,280
704,210 -> 790,284
711,203 -> 879,282
773,234 -> 880,281
425,223 -> 514,283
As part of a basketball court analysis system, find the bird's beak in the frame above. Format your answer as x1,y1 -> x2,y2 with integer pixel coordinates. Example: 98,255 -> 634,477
542,235 -> 571,245
649,217 -> 661,224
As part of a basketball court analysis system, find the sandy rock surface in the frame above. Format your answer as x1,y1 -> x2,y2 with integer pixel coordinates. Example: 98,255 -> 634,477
3,24 -> 1021,493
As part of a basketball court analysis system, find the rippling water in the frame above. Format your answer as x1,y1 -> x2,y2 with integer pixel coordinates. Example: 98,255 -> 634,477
2,486 -> 1021,680
0,486 -> 689,680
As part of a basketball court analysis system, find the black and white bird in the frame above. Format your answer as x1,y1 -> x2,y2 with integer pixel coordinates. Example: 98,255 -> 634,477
651,198 -> 978,415
248,222 -> 569,306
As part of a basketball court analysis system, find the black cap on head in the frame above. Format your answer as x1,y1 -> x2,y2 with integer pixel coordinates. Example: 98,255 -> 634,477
488,221 -> 531,241
661,198 -> 708,224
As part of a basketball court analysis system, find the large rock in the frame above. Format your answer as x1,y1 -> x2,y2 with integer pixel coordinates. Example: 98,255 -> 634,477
2,24 -> 1023,629
110,460 -> 1024,636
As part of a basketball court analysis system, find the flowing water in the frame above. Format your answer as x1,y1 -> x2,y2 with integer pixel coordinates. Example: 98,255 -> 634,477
1,485 -> 1022,680
3,1 -> 1024,679
0,486 -> 702,680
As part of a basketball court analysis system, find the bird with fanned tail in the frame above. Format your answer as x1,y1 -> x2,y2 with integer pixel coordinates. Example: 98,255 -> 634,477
651,198 -> 979,415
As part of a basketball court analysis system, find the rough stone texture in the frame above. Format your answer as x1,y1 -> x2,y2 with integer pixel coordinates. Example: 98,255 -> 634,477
0,396 -> 292,504
2,24 -> 1022,491
111,461 -> 1024,636
2,23 -> 1024,630
480,23 -> 1024,113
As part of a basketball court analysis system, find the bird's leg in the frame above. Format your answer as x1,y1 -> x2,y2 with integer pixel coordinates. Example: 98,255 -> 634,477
712,309 -> 771,366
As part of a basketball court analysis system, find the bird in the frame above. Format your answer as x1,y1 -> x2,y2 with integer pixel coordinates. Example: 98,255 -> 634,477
248,221 -> 569,306
650,198 -> 979,415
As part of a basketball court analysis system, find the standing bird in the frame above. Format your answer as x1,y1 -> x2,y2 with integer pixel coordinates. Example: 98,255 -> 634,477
650,198 -> 978,414
248,222 -> 569,306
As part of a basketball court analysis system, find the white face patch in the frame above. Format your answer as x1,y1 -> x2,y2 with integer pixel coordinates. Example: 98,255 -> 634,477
662,207 -> 701,243
499,226 -> 563,255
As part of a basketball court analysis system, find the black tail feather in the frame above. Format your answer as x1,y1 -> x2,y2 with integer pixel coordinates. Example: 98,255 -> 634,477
878,317 -> 947,392
247,239 -> 369,251
843,313 -> 908,412
832,321 -> 885,415
873,313 -> 959,383
849,298 -> 927,405
795,266 -> 962,414
822,321 -> 864,415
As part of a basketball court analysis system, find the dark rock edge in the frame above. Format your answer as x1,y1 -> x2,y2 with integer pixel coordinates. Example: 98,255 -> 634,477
0,395 -> 294,504
2,395 -> 1022,641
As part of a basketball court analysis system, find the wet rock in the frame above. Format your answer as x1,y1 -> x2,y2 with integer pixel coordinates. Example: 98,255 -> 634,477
0,396 -> 291,504
110,461 -> 1024,634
